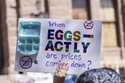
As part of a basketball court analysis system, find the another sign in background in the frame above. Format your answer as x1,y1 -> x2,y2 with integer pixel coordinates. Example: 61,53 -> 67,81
15,18 -> 102,74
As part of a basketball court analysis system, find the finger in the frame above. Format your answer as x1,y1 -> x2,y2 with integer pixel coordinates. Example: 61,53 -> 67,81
63,63 -> 69,70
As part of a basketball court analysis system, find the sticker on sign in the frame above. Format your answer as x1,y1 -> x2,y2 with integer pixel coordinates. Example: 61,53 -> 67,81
15,18 -> 102,74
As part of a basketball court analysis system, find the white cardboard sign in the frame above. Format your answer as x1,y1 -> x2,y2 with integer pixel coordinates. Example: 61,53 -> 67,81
15,18 -> 102,74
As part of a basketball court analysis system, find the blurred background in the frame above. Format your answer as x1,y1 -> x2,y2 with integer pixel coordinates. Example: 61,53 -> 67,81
0,0 -> 125,82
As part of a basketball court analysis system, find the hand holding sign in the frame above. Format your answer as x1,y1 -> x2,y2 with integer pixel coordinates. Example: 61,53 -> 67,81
55,63 -> 69,77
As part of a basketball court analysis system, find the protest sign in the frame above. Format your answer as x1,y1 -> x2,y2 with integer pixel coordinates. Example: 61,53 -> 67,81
15,18 -> 102,74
